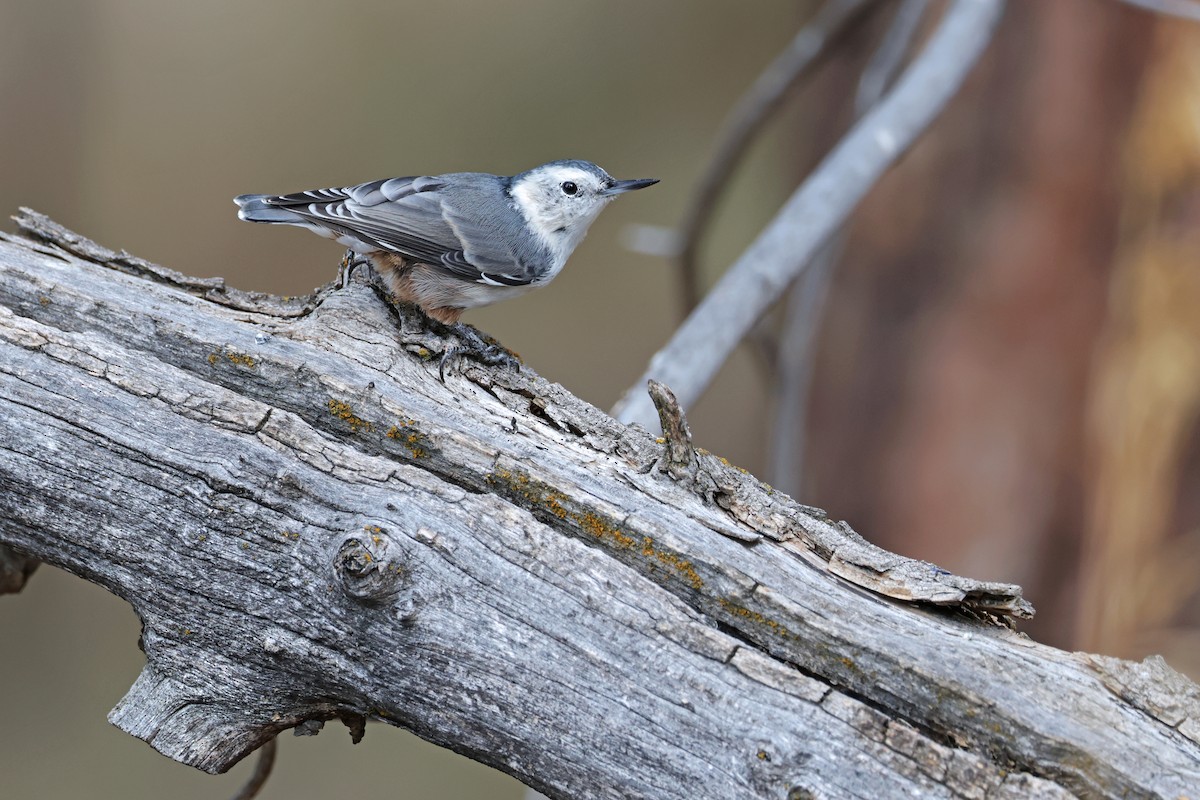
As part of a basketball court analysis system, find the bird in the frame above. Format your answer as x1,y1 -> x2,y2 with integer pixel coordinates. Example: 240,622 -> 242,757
234,160 -> 658,326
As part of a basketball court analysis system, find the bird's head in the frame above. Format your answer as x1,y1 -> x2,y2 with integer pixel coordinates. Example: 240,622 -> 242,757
509,160 -> 658,261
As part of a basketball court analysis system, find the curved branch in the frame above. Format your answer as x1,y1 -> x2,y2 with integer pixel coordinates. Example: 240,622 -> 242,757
674,0 -> 879,312
613,0 -> 1006,429
769,0 -> 929,493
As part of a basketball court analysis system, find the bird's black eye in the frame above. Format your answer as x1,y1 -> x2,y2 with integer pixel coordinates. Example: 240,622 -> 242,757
561,181 -> 578,196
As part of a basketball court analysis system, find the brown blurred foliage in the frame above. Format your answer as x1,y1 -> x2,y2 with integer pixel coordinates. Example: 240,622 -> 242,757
1078,17 -> 1200,669
802,1 -> 1200,673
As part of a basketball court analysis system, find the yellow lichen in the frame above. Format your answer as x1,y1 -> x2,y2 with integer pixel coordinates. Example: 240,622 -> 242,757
328,399 -> 373,433
716,455 -> 750,474
207,348 -> 256,368
488,467 -> 704,591
225,351 -> 257,368
386,423 -> 430,458
577,511 -> 634,547
641,540 -> 703,590
717,597 -> 793,640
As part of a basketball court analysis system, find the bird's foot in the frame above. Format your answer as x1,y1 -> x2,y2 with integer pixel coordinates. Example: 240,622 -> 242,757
438,323 -> 522,381
337,250 -> 376,289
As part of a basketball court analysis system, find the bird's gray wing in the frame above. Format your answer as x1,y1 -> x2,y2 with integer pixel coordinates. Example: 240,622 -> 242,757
261,176 -> 533,285
438,183 -> 545,286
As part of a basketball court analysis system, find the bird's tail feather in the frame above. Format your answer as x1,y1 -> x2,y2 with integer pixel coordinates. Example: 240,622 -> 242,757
234,194 -> 303,224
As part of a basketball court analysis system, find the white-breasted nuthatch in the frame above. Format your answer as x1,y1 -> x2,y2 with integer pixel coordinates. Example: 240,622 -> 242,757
235,160 -> 658,325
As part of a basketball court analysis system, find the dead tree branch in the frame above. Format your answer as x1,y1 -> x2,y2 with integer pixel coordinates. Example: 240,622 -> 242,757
612,0 -> 1006,429
1,212 -> 1197,798
769,0 -> 929,494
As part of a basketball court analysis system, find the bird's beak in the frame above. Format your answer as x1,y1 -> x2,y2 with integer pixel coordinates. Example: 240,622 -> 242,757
602,178 -> 660,196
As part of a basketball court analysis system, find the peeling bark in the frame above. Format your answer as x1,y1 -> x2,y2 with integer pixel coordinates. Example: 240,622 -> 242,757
0,211 -> 1196,798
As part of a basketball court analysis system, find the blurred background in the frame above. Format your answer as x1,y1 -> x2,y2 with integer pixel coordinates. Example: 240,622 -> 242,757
2,1 -> 1198,798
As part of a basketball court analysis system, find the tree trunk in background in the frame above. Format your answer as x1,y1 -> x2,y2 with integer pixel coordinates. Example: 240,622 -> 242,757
1077,18 -> 1200,674
802,1 -> 1158,649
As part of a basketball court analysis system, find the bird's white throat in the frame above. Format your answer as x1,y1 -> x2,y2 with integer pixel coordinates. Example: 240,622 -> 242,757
510,177 -> 606,278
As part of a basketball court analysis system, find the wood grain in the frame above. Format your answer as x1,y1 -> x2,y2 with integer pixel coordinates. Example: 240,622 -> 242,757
1,211 -> 1196,798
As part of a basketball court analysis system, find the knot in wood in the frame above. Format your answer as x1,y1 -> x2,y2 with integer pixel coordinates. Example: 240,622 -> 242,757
334,527 -> 408,603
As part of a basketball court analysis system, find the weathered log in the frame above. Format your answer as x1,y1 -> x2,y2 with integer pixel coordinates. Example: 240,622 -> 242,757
0,210 -> 1196,799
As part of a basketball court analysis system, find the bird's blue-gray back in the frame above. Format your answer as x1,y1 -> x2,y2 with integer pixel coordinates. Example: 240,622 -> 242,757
260,172 -> 550,287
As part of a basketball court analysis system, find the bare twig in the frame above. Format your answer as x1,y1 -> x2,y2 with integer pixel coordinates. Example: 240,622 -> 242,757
228,738 -> 276,800
612,0 -> 1006,429
856,0 -> 930,112
1115,0 -> 1200,21
769,241 -> 840,493
769,0 -> 929,493
674,0 -> 879,312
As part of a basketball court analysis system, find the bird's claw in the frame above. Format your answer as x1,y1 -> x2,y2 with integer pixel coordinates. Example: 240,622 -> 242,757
438,344 -> 521,381
437,323 -> 522,381
338,250 -> 377,289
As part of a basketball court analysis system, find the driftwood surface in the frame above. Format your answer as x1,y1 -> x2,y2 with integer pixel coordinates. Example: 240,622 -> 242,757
0,211 -> 1197,799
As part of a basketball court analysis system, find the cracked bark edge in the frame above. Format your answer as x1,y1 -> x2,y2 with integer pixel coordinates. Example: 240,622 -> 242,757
478,366 -> 1033,618
13,208 -> 328,317
108,666 -> 279,773
1085,653 -> 1200,746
